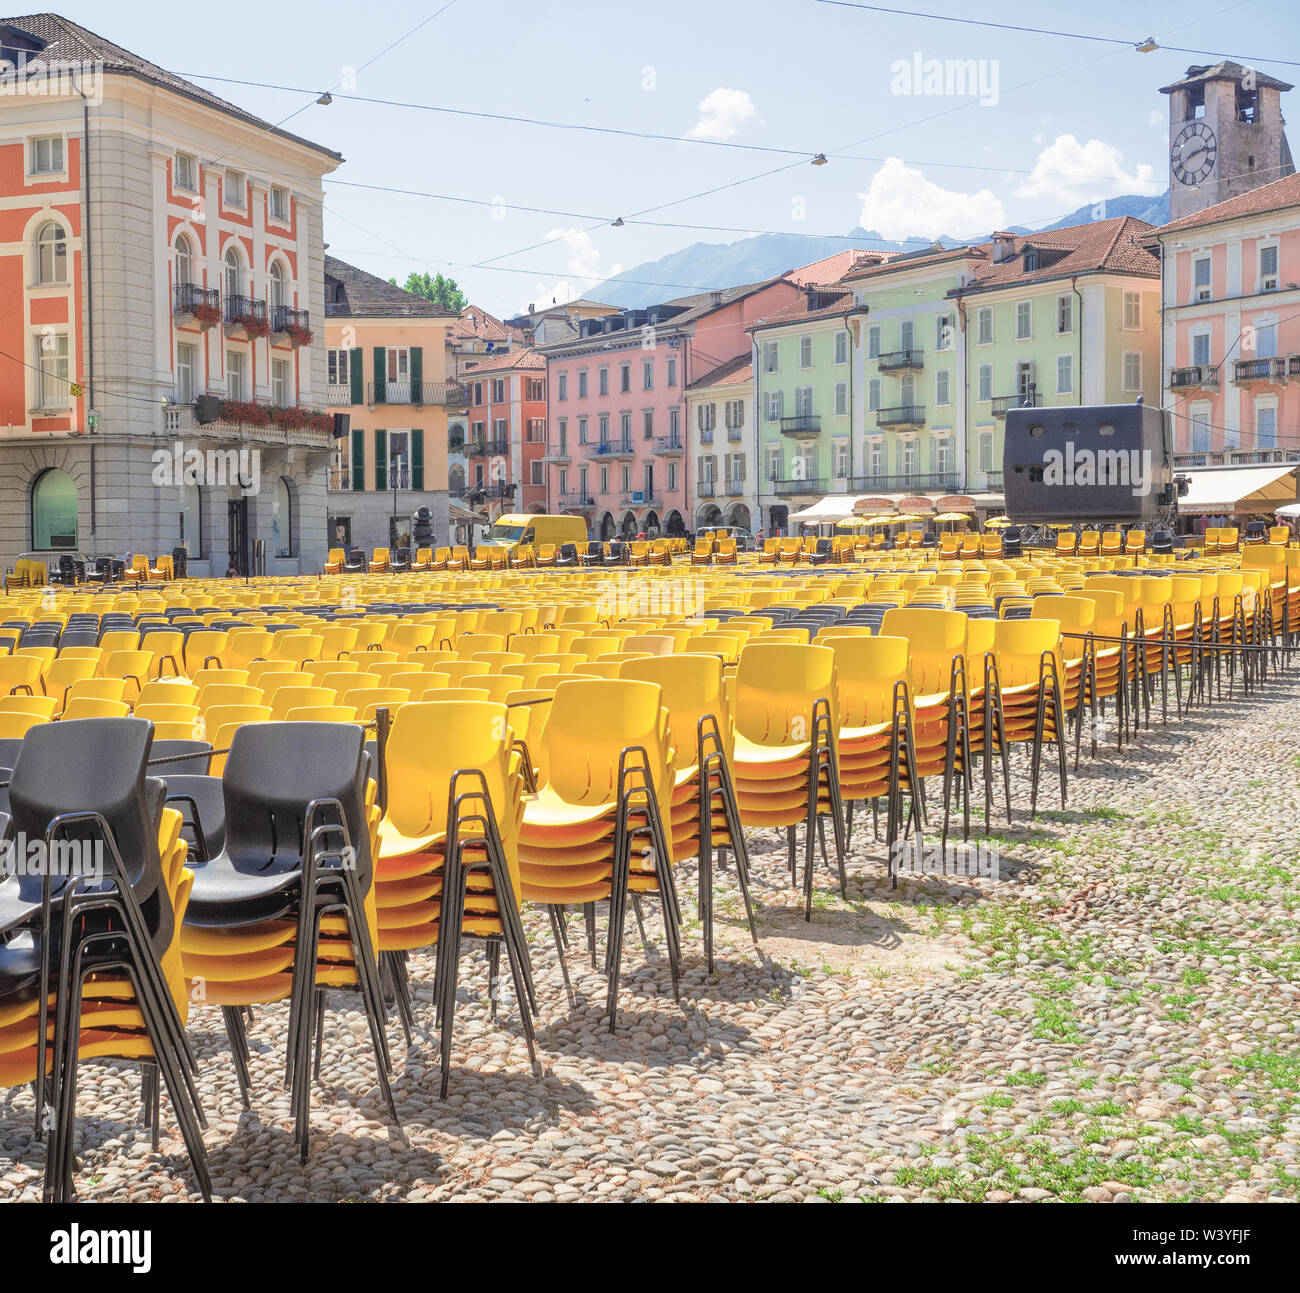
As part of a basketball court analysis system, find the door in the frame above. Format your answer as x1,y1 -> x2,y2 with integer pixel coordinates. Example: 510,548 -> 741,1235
227,497 -> 249,576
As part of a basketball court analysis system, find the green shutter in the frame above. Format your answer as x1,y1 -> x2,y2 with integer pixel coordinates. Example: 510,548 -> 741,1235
351,427 -> 365,491
373,428 -> 387,492
349,349 -> 364,404
410,346 -> 423,405
373,347 -> 386,404
411,428 -> 424,490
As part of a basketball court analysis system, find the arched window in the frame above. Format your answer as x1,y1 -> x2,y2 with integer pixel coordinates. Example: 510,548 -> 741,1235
174,234 -> 193,287
32,467 -> 78,550
180,481 -> 203,557
272,476 -> 293,558
224,246 -> 243,300
268,260 -> 287,312
36,221 -> 67,285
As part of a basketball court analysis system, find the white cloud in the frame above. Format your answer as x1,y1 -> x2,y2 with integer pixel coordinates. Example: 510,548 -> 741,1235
528,228 -> 622,309
1015,134 -> 1163,206
1148,109 -> 1164,128
688,87 -> 759,141
856,157 -> 1006,241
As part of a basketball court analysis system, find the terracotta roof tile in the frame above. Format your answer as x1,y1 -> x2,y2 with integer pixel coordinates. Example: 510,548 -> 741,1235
1148,170 -> 1300,236
461,347 -> 545,374
324,256 -> 457,319
686,353 -> 752,391
0,13 -> 341,160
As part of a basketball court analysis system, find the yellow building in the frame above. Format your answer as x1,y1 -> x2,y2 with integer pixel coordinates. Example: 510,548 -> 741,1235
323,256 -> 463,552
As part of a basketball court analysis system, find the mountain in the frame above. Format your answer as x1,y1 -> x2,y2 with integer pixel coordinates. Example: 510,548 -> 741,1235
589,191 -> 1170,308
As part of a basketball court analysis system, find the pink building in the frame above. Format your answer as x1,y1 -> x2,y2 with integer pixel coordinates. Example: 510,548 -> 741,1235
1150,171 -> 1300,464
539,277 -> 801,538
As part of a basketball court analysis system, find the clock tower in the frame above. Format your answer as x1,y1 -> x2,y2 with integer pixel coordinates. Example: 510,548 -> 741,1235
1162,61 -> 1293,222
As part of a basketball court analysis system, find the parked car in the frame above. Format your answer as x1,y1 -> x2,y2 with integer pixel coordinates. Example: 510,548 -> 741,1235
701,525 -> 757,551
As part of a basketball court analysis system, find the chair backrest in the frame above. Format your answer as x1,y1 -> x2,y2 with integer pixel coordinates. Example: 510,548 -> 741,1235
878,607 -> 968,695
619,653 -> 730,765
993,617 -> 1063,689
223,721 -> 371,890
539,679 -> 670,807
8,716 -> 159,906
827,635 -> 909,727
732,643 -> 836,747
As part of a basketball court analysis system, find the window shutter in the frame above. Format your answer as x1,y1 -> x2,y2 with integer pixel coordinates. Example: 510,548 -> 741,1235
373,428 -> 387,491
350,348 -> 364,404
411,427 -> 424,490
351,427 -> 365,491
409,346 -> 423,404
372,347 -> 386,404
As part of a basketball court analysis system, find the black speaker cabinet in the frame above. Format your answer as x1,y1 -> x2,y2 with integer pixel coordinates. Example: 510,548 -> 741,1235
194,394 -> 221,424
1003,403 -> 1174,524
332,412 -> 350,439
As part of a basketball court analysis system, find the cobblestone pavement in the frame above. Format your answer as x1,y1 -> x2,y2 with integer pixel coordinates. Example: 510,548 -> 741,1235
3,673 -> 1298,1202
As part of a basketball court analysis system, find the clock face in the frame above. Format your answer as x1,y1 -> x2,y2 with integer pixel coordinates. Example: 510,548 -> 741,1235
1172,122 -> 1218,186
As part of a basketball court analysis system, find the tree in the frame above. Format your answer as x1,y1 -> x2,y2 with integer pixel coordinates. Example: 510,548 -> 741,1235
389,270 -> 467,311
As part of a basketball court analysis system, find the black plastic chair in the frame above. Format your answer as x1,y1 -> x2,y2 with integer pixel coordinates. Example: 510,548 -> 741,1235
184,722 -> 398,1159
0,718 -> 209,1202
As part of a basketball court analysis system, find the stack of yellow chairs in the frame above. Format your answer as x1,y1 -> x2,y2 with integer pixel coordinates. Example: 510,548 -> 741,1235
517,679 -> 681,1027
376,700 -> 537,1095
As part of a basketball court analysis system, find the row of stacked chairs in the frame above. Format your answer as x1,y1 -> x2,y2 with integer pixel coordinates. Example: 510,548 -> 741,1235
1,544 -> 1296,1199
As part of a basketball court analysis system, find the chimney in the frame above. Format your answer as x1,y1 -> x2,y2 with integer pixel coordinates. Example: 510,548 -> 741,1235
991,231 -> 1017,264
709,290 -> 723,308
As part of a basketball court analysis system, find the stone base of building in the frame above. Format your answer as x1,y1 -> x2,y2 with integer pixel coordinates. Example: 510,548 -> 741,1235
0,434 -> 332,577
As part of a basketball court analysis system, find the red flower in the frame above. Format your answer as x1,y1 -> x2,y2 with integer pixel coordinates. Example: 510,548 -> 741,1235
191,302 -> 223,329
285,322 -> 314,348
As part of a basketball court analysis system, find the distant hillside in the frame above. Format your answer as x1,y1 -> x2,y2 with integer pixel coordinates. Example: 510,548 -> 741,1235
591,191 -> 1170,308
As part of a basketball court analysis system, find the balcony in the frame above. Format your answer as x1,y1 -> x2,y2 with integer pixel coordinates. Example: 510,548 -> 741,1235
771,477 -> 828,496
1169,365 -> 1219,391
558,490 -> 596,509
174,283 -> 219,318
697,480 -> 716,498
846,472 -> 961,492
991,392 -> 1042,418
271,305 -> 310,335
875,405 -> 926,427
466,438 -> 510,456
542,444 -> 572,463
224,295 -> 267,332
459,481 -> 516,501
620,492 -> 663,509
727,426 -> 743,442
324,384 -> 352,407
1174,448 -> 1300,468
586,439 -> 634,459
877,349 -> 924,372
700,428 -> 715,444
366,379 -> 469,407
1233,357 -> 1288,383
723,478 -> 744,496
652,435 -> 684,455
779,414 -> 821,439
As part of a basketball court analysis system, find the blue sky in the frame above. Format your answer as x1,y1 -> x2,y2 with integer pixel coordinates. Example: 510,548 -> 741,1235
48,0 -> 1300,314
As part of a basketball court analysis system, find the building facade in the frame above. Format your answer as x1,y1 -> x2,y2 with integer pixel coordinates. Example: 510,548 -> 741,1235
1149,171 -> 1300,466
541,277 -> 801,539
752,286 -> 859,531
446,305 -> 524,499
685,354 -> 753,532
459,348 -> 547,519
322,256 -> 458,554
0,13 -> 341,573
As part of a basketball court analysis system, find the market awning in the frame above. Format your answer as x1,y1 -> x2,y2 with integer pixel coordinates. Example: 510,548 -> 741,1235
788,495 -> 860,523
1177,464 -> 1299,515
449,502 -> 489,525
